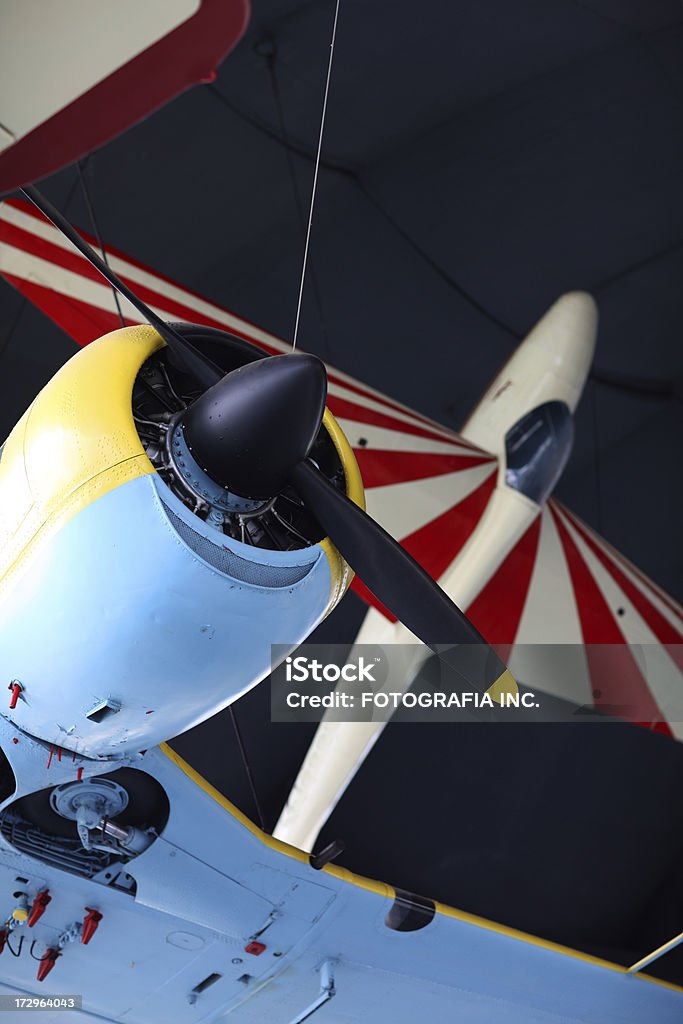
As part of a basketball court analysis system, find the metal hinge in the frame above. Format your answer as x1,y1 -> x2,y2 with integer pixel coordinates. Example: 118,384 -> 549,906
287,960 -> 336,1024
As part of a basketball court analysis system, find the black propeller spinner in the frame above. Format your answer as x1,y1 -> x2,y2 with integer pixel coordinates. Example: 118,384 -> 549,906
22,184 -> 514,698
182,354 -> 327,501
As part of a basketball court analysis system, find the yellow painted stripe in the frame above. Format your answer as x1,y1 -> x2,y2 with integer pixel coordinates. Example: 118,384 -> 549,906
321,862 -> 393,899
161,742 -> 390,896
319,407 -> 366,613
433,908 -> 683,992
161,742 -> 309,865
487,667 -> 518,703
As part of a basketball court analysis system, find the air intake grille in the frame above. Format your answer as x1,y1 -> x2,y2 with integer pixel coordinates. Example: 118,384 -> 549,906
162,502 -> 316,587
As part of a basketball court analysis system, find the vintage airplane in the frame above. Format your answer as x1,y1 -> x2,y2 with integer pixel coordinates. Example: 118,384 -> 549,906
0,192 -> 682,1022
0,2 -> 682,1019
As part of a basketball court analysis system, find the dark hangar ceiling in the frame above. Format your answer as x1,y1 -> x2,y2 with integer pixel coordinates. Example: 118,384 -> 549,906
1,0 -> 683,985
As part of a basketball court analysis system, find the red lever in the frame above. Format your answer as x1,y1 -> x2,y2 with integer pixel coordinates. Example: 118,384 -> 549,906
245,940 -> 266,956
28,890 -> 51,927
82,908 -> 103,945
0,929 -> 7,954
36,948 -> 60,982
8,681 -> 22,709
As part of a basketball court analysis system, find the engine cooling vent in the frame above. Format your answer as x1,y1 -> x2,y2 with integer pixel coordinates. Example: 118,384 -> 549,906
161,502 -> 316,588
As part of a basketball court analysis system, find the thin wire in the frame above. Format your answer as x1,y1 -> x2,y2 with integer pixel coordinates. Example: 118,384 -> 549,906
29,940 -> 53,962
292,0 -> 341,351
76,159 -> 126,329
265,47 -> 330,355
228,705 -> 266,831
209,80 -> 522,342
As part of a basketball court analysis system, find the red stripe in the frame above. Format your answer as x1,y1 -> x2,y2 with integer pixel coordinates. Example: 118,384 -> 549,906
328,394 -> 467,447
340,377 -> 473,441
465,516 -> 542,646
354,449 -> 493,489
0,219 -> 118,287
1,274 -> 125,346
550,505 -> 671,734
351,470 -> 497,619
561,505 -> 683,672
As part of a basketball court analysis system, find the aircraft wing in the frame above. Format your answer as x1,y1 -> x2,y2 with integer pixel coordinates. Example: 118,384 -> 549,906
0,727 -> 680,1023
0,2 -> 249,194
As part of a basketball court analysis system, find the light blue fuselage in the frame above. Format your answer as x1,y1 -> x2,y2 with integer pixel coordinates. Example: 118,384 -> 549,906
0,475 -> 331,758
